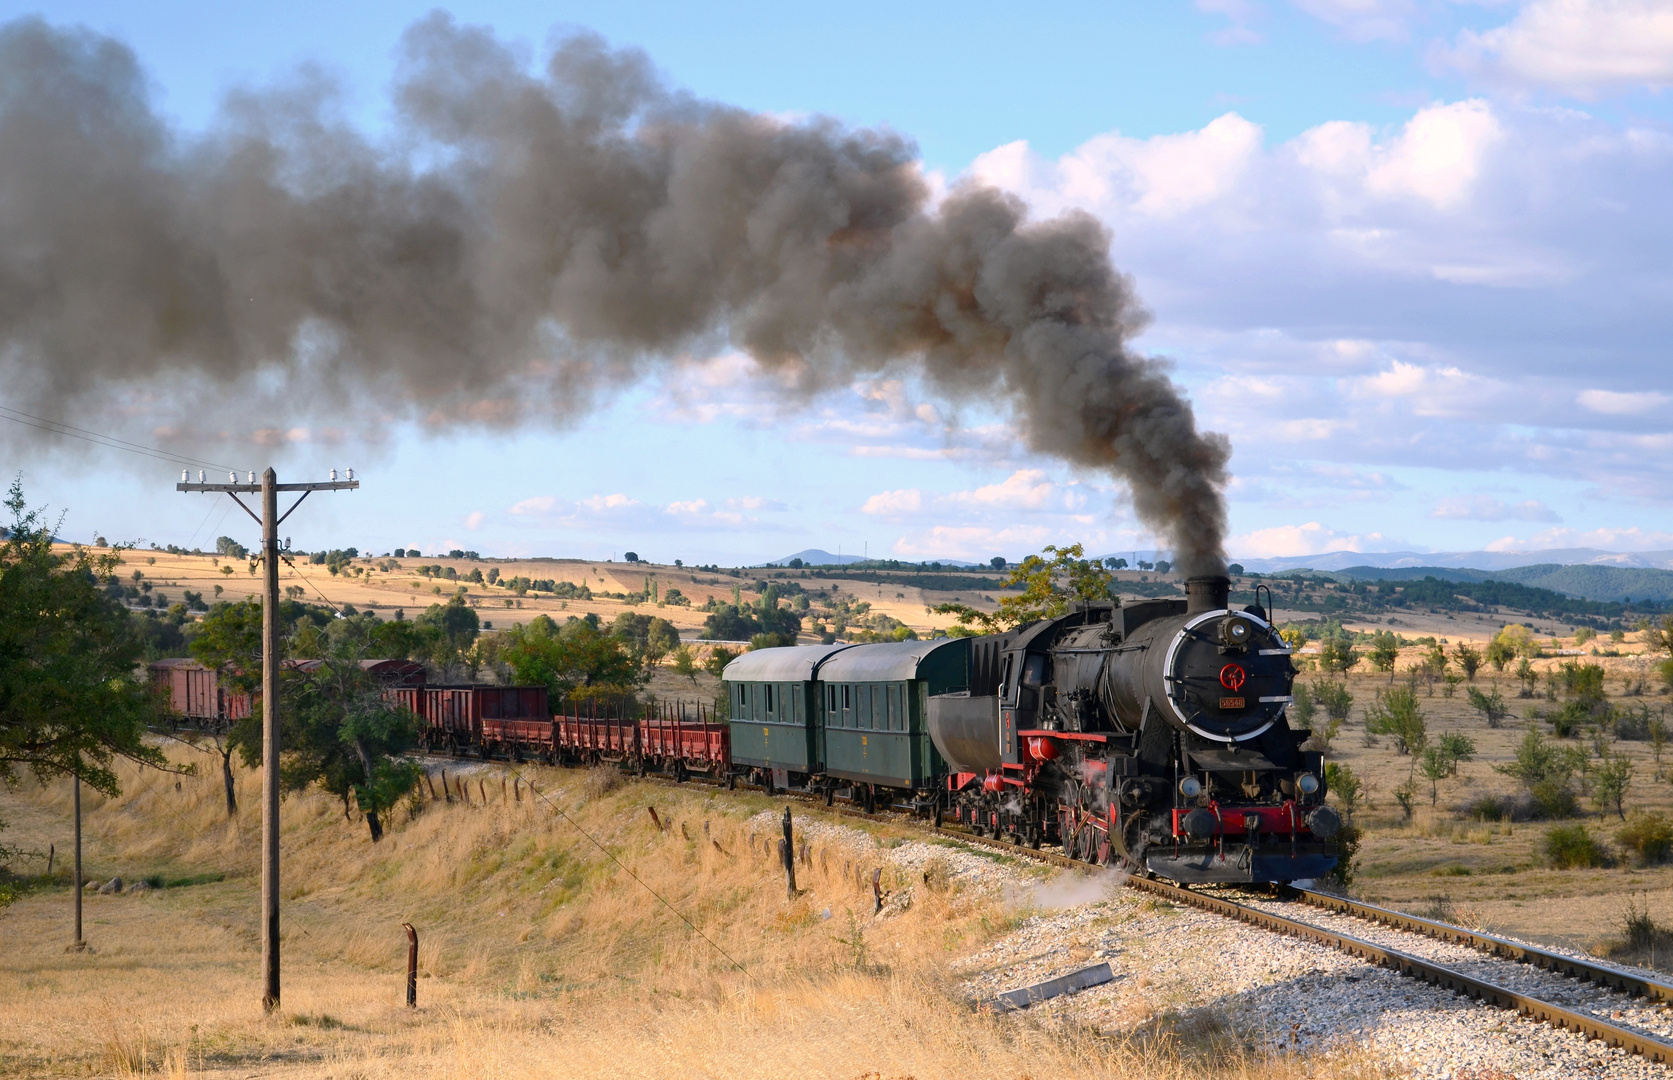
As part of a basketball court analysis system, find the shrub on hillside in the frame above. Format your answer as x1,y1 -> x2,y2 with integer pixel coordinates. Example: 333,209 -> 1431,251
1544,823 -> 1607,869
1617,813 -> 1673,865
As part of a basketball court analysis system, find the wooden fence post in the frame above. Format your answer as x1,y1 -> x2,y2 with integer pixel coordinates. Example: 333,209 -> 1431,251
402,923 -> 418,1007
780,806 -> 797,899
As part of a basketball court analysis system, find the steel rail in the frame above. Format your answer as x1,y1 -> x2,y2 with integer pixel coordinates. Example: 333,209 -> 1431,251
1293,888 -> 1673,1004
932,823 -> 1673,1062
412,746 -> 1673,1062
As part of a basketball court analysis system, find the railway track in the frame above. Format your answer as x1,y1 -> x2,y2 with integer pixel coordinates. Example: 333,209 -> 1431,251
940,818 -> 1673,1064
443,755 -> 1673,1065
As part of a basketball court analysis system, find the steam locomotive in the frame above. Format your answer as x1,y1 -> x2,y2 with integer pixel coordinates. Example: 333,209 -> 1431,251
724,575 -> 1339,884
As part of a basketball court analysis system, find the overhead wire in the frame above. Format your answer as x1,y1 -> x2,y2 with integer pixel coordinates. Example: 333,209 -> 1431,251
0,404 -> 235,473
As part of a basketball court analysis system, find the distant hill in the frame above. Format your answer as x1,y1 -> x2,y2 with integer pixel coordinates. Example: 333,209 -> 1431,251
1298,562 -> 1673,605
766,549 -> 868,567
767,549 -> 983,568
1234,548 -> 1673,573
1327,566 -> 1498,584
1492,564 -> 1673,604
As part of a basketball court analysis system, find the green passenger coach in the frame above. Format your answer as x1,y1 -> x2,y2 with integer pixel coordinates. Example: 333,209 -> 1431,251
723,643 -> 853,787
816,637 -> 970,793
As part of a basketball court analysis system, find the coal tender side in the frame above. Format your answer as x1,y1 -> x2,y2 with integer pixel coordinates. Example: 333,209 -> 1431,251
927,575 -> 1339,884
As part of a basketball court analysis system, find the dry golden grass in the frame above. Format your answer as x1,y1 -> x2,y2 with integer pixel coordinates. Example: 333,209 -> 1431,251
2,751 -> 1403,1079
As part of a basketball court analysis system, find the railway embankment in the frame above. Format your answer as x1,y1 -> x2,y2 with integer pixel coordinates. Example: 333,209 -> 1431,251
2,746 -> 1626,1079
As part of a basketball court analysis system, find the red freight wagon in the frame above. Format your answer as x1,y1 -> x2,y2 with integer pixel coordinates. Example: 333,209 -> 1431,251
638,718 -> 728,775
148,659 -> 253,723
150,659 -> 219,721
421,687 -> 483,750
478,687 -> 552,758
555,714 -> 640,763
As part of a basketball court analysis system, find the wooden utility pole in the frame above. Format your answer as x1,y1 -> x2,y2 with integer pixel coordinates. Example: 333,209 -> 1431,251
72,774 -> 83,950
178,466 -> 358,1012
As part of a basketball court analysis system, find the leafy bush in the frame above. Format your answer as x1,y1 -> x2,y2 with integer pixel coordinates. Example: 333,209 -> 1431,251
1466,684 -> 1509,728
1324,762 -> 1362,821
1615,704 -> 1653,741
1617,813 -> 1673,865
1529,778 -> 1579,819
1465,792 -> 1526,821
1544,823 -> 1606,868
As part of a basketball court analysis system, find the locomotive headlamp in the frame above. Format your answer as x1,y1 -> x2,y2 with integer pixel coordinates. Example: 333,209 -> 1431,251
1220,616 -> 1253,647
1297,772 -> 1320,795
1179,776 -> 1203,798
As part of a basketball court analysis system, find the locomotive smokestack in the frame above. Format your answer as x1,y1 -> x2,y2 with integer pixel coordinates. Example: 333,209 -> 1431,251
1186,575 -> 1231,614
0,16 -> 1230,573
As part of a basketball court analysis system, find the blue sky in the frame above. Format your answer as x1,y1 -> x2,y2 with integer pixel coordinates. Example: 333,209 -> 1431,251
5,1 -> 1673,565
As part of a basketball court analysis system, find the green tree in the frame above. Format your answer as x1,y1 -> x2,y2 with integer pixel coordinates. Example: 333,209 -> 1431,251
1367,631 -> 1400,676
1417,745 -> 1451,806
0,479 -> 165,807
1466,684 -> 1510,728
703,646 -> 738,680
1324,762 -> 1362,822
187,600 -> 265,815
1515,657 -> 1538,697
1314,678 -> 1354,729
281,652 -> 421,842
416,595 -> 480,676
670,644 -> 699,684
1317,636 -> 1359,674
503,615 -> 642,698
1437,731 -> 1477,776
935,543 -> 1115,633
1453,642 -> 1483,681
1364,683 -> 1427,755
1594,750 -> 1634,820
1494,725 -> 1584,818
612,613 -> 681,666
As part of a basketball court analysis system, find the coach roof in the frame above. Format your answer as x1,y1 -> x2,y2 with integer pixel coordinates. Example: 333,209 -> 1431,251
722,642 -> 854,683
815,638 -> 965,683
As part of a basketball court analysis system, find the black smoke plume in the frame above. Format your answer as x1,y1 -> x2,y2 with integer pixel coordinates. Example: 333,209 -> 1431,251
0,14 -> 1230,574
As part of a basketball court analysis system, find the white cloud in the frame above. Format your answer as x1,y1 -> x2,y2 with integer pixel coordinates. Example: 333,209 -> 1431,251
1364,100 -> 1502,209
976,113 -> 1265,219
1441,0 -> 1673,97
1228,521 -> 1387,558
1293,0 -> 1419,43
508,495 -> 557,516
1430,496 -> 1562,522
464,511 -> 485,531
861,470 -> 1090,520
1578,388 -> 1670,415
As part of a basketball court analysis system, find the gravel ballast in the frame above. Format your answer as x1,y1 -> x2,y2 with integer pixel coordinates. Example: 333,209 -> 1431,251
750,811 -> 1671,1077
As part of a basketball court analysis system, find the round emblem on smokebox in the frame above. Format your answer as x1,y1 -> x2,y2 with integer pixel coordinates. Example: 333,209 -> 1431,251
1219,663 -> 1247,692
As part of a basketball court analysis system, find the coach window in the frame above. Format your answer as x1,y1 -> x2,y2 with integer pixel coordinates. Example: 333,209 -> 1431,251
765,683 -> 774,718
889,685 -> 902,731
